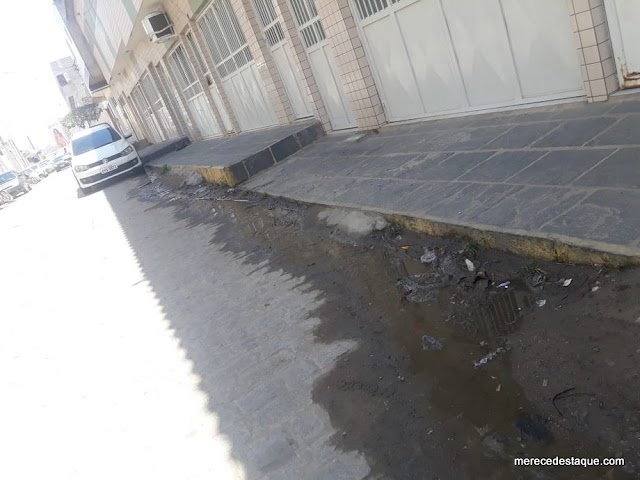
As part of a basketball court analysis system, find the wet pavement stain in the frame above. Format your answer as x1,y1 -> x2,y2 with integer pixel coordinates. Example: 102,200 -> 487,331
130,175 -> 640,479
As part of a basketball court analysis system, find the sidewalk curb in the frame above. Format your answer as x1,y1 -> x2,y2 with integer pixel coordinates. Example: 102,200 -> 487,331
146,121 -> 324,187
249,191 -> 640,267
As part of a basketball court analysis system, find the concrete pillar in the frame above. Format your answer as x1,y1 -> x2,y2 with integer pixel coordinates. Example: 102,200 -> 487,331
233,0 -> 295,124
149,63 -> 190,138
273,0 -> 332,130
162,49 -> 205,140
156,60 -> 199,139
141,69 -> 171,140
188,20 -> 242,134
314,0 -> 385,129
118,93 -> 149,143
181,27 -> 233,135
567,0 -> 618,102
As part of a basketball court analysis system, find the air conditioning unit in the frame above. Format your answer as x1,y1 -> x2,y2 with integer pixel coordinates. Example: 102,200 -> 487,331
142,11 -> 175,43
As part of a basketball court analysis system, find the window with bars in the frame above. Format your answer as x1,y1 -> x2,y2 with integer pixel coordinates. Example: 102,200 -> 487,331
254,0 -> 285,47
185,32 -> 209,76
197,0 -> 253,78
354,0 -> 402,20
140,73 -> 160,105
290,0 -> 325,48
132,86 -> 151,111
167,45 -> 203,99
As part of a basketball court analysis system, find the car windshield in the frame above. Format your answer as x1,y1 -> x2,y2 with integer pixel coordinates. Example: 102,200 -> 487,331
53,156 -> 63,163
72,127 -> 122,155
0,172 -> 17,184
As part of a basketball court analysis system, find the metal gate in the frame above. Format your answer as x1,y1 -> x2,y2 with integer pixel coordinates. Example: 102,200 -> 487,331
140,73 -> 179,139
198,0 -> 277,131
354,0 -> 584,122
167,44 -> 221,139
184,31 -> 234,133
130,85 -> 164,143
290,0 -> 356,130
604,0 -> 640,89
254,0 -> 312,119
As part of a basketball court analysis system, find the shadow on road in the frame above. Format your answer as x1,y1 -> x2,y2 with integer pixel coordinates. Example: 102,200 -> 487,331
99,176 -> 639,480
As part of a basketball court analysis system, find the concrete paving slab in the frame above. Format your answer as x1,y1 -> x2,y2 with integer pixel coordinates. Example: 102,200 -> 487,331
139,137 -> 191,164
473,186 -> 590,230
332,178 -> 423,208
482,123 -> 562,149
396,151 -> 495,180
428,183 -> 520,220
508,149 -> 614,185
341,153 -> 419,177
541,189 -> 640,245
586,114 -> 640,146
458,150 -> 546,182
608,99 -> 640,114
531,117 -> 618,147
574,148 -> 640,188
393,182 -> 471,214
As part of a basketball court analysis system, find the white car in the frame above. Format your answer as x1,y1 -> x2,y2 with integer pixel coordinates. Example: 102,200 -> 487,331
71,123 -> 143,193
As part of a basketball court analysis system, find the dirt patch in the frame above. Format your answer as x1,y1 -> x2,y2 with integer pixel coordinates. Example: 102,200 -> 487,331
133,174 -> 640,479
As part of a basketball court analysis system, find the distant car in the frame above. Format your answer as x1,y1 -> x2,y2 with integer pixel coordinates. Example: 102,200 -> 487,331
17,169 -> 38,186
40,161 -> 55,175
0,170 -> 31,197
19,167 -> 39,182
52,155 -> 71,171
31,163 -> 49,179
71,123 -> 143,193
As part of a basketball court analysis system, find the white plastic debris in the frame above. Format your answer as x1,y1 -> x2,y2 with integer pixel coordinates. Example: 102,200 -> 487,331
473,347 -> 507,368
420,249 -> 438,264
465,259 -> 476,272
591,286 -> 600,292
563,279 -> 573,287
536,299 -> 547,307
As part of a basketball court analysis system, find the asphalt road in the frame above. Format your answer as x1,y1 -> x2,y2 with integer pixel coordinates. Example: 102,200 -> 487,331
0,170 -> 368,480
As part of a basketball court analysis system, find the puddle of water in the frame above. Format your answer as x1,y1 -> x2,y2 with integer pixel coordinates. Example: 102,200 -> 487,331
393,277 -> 623,479
137,184 -> 634,479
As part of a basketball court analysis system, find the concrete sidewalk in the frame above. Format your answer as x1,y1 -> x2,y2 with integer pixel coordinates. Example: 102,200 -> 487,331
146,120 -> 323,186
245,94 -> 640,264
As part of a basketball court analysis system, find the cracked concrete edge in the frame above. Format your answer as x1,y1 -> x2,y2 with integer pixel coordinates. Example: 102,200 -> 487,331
147,164 -> 240,187
244,189 -> 640,267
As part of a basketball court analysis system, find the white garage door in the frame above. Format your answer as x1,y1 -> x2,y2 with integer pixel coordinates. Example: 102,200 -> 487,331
355,0 -> 584,122
291,0 -> 356,130
255,0 -> 312,119
198,0 -> 278,132
167,44 -> 221,139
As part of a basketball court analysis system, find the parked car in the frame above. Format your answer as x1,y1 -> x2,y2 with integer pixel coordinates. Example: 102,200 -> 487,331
71,123 -> 143,193
30,163 -> 49,179
0,170 -> 31,197
19,167 -> 40,184
40,160 -> 55,175
52,154 -> 72,171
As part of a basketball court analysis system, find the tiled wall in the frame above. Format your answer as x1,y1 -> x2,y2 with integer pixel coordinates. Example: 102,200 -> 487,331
315,0 -> 384,130
568,0 -> 618,102
230,0 -> 292,125
274,0 -> 332,130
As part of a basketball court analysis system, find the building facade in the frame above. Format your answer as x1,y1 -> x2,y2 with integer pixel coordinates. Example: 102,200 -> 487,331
0,137 -> 29,173
53,0 -> 638,144
50,56 -> 91,110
